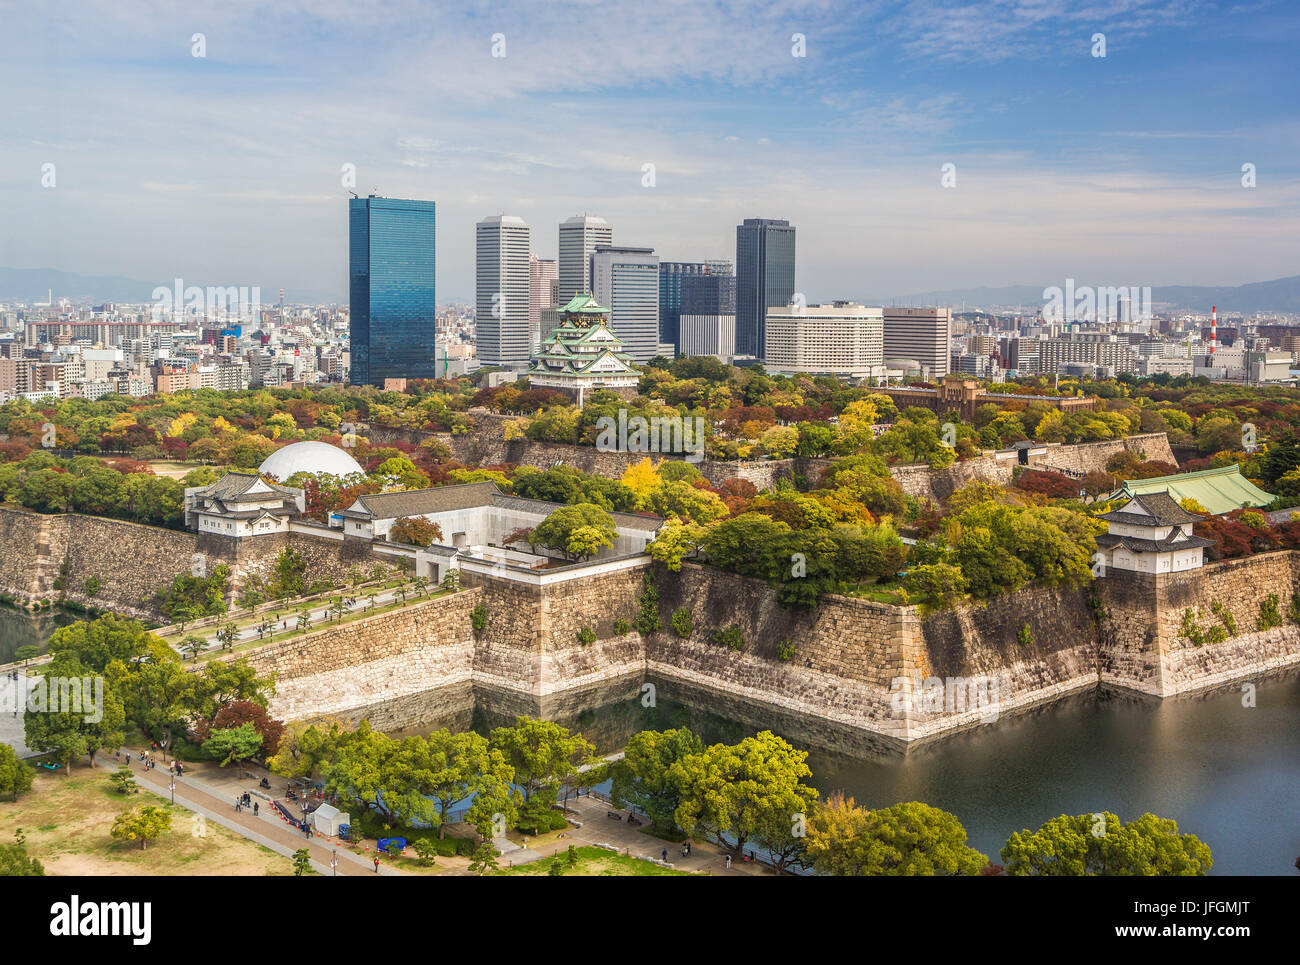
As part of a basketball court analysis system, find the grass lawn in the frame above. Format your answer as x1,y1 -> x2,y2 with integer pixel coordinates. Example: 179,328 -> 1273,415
496,846 -> 696,876
0,762 -> 297,875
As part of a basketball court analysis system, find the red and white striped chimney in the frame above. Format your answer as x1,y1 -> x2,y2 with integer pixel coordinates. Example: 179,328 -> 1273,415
1210,306 -> 1217,355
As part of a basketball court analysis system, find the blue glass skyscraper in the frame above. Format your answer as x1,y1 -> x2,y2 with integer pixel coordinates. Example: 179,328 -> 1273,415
735,218 -> 795,359
349,195 -> 437,385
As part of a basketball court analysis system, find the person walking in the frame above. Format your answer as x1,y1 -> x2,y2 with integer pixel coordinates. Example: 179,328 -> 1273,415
725,854 -> 731,870
373,855 -> 380,873
662,848 -> 668,863
253,801 -> 259,817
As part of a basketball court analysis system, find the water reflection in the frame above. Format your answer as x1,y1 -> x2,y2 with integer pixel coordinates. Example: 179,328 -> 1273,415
0,607 -> 80,664
385,669 -> 1300,875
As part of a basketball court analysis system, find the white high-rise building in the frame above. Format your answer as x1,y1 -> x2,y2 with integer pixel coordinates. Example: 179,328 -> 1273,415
765,302 -> 884,380
558,214 -> 612,304
591,245 -> 659,364
529,254 -> 557,356
476,215 -> 532,367
883,307 -> 952,380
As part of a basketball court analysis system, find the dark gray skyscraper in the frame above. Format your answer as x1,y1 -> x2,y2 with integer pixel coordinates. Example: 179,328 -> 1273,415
735,218 -> 795,359
349,194 -> 437,385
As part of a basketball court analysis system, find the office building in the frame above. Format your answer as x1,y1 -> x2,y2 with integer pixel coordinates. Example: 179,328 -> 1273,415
349,194 -> 437,385
558,214 -> 613,304
475,214 -> 532,368
591,245 -> 660,364
680,314 -> 736,361
764,302 -> 883,380
659,260 -> 733,352
735,218 -> 795,358
883,307 -> 952,380
529,254 -> 557,356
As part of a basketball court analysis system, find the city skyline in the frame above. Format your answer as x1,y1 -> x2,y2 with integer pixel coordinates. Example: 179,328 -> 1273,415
3,1 -> 1298,306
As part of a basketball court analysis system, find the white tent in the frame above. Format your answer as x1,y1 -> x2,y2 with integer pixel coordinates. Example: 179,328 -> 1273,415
309,803 -> 350,836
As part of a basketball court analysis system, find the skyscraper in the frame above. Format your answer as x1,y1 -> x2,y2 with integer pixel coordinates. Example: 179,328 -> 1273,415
475,214 -> 532,368
591,245 -> 659,364
349,194 -> 437,386
882,307 -> 953,380
735,218 -> 795,359
659,260 -> 733,352
558,214 -> 612,303
529,254 -> 558,356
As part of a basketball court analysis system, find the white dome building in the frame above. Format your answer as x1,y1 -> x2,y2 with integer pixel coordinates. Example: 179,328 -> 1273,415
259,440 -> 364,481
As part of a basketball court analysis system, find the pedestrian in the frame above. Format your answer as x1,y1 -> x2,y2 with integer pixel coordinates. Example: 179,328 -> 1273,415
236,801 -> 242,814
661,848 -> 668,863
374,855 -> 380,873
725,854 -> 731,869
253,802 -> 259,816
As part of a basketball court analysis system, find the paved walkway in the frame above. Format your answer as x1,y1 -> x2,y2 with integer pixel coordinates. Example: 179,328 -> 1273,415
124,750 -> 400,876
0,673 -> 37,757
527,796 -> 767,875
173,586 -> 423,658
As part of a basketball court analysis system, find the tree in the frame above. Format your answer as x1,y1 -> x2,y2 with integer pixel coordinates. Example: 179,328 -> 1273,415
23,655 -> 126,771
110,765 -> 138,795
609,728 -> 703,834
0,829 -> 44,876
532,503 -> 616,561
412,839 -> 438,866
411,730 -> 514,838
180,634 -> 206,661
111,804 -> 172,850
488,716 -> 596,803
807,799 -> 987,875
1001,811 -> 1213,876
201,723 -> 264,768
292,849 -> 312,876
0,744 -> 35,801
647,515 -> 708,571
388,516 -> 445,547
670,731 -> 817,861
468,842 -> 500,875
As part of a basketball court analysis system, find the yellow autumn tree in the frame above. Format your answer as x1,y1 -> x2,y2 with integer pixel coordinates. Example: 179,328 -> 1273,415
165,412 -> 196,438
620,458 -> 662,507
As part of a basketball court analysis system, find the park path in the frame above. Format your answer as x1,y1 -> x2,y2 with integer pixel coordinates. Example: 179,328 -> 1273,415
126,753 -> 400,877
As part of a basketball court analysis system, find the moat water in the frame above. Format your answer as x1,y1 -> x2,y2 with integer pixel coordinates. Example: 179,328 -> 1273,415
0,607 -> 80,664
398,670 -> 1300,875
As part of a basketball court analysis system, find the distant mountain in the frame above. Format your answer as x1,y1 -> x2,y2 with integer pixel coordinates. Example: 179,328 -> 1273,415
0,267 -> 342,305
880,275 -> 1300,314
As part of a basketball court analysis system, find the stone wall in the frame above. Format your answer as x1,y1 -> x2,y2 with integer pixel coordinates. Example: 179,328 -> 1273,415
890,458 -> 1016,504
238,587 -> 482,727
1034,432 -> 1176,475
0,507 -> 200,618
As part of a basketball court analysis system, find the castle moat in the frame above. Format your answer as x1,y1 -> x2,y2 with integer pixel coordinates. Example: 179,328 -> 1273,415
395,670 -> 1300,876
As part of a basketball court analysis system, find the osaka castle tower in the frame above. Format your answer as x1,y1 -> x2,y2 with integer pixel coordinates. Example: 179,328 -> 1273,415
527,293 -> 640,405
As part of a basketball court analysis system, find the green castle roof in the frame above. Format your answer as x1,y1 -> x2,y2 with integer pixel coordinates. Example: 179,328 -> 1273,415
1111,465 -> 1274,515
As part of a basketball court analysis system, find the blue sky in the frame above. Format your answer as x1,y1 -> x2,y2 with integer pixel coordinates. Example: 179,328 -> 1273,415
1,0 -> 1296,303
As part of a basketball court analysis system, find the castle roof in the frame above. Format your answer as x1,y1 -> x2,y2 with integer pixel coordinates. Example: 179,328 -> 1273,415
1097,491 -> 1202,527
1104,465 -> 1273,516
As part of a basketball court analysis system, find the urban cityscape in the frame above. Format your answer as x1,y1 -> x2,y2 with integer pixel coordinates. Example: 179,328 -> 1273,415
0,0 -> 1295,930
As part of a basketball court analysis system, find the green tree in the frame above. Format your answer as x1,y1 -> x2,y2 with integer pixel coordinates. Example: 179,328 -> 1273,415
0,744 -> 35,801
609,728 -> 703,834
1001,811 -> 1213,876
109,764 -> 138,795
201,723 -> 264,768
467,841 -> 500,875
292,848 -> 312,876
670,730 -> 817,861
111,804 -> 172,850
0,829 -> 44,876
806,799 -> 987,876
532,503 -> 616,561
488,716 -> 596,803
